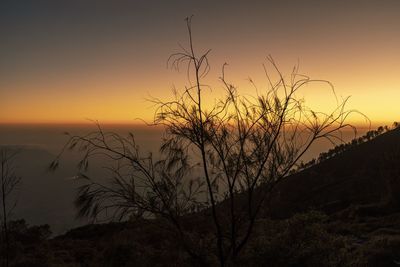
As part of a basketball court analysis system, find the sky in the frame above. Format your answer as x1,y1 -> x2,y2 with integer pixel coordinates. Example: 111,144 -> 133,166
1,0 -> 400,126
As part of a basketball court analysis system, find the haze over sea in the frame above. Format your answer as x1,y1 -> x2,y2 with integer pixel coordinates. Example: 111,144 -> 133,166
0,123 -> 367,234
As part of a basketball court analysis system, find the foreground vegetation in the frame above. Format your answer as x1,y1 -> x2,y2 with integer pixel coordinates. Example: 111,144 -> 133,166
3,209 -> 400,266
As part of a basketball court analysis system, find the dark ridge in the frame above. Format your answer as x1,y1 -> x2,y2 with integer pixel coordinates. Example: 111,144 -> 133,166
267,127 -> 400,218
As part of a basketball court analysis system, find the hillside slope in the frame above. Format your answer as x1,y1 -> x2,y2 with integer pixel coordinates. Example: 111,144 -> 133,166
268,128 -> 400,218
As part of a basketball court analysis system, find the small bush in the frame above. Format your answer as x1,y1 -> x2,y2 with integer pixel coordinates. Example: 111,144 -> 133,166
241,211 -> 352,267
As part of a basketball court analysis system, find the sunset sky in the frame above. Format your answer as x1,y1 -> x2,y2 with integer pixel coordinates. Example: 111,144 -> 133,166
1,0 -> 400,126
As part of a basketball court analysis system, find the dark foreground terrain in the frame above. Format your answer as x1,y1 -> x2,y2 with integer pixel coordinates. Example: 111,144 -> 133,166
3,128 -> 400,266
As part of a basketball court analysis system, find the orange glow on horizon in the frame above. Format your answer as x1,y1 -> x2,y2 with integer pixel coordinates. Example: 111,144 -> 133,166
1,2 -> 399,127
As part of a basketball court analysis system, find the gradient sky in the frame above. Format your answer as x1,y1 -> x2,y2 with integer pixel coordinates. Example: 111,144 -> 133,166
1,0 -> 400,126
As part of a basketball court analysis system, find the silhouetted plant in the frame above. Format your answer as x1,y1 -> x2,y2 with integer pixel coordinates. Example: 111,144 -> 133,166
51,18 -> 361,266
50,124 -> 207,263
242,211 -> 352,266
0,148 -> 21,267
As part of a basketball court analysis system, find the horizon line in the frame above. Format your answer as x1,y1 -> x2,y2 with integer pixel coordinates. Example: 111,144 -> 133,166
0,121 -> 392,130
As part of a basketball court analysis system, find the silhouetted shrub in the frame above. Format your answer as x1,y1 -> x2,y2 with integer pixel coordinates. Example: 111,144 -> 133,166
8,219 -> 51,244
103,242 -> 135,267
354,236 -> 400,266
241,211 -> 352,266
